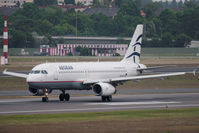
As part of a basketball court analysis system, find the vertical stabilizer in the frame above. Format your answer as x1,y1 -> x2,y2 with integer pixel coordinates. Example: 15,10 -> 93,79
121,24 -> 143,64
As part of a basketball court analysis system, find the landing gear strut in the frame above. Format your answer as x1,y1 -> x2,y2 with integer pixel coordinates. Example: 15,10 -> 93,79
101,95 -> 112,102
59,90 -> 70,101
42,89 -> 49,102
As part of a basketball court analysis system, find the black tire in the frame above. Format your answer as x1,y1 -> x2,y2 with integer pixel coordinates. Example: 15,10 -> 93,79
42,97 -> 48,102
106,96 -> 112,102
64,93 -> 70,101
101,96 -> 106,102
59,94 -> 65,101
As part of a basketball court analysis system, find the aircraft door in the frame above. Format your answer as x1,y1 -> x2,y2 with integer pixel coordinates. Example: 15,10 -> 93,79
84,69 -> 88,80
54,71 -> 59,80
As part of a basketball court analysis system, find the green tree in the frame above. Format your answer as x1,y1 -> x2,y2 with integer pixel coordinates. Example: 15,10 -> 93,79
181,5 -> 199,39
19,3 -> 40,19
118,1 -> 140,16
38,20 -> 53,34
53,24 -> 76,35
145,21 -> 156,38
10,30 -> 35,48
161,32 -> 173,47
178,0 -> 183,8
143,2 -> 161,18
114,0 -> 123,7
174,34 -> 191,47
171,0 -> 178,8
16,1 -> 20,7
159,9 -> 177,35
0,15 -> 4,35
90,14 -> 113,36
64,0 -> 75,5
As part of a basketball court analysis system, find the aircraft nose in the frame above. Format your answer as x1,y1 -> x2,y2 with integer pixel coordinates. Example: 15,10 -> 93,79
26,75 -> 31,82
26,74 -> 38,82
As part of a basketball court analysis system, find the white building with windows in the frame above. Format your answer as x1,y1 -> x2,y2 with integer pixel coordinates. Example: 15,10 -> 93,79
57,0 -> 64,5
75,0 -> 93,6
0,0 -> 33,7
39,44 -> 128,56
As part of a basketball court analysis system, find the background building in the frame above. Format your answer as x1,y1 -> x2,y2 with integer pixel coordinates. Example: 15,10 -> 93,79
0,0 -> 33,7
57,0 -> 64,5
75,0 -> 93,6
39,43 -> 128,56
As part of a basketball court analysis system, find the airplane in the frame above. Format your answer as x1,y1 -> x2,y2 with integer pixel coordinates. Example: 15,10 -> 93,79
3,24 -> 186,102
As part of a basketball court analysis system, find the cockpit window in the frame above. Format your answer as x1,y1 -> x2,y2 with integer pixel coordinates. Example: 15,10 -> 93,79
30,70 -> 48,74
30,70 -> 40,74
41,70 -> 48,74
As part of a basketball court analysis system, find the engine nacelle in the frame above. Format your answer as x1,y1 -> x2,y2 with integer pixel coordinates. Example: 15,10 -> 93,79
29,87 -> 44,96
93,83 -> 116,96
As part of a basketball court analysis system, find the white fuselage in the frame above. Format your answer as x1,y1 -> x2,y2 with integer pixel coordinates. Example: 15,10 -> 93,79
27,61 -> 141,90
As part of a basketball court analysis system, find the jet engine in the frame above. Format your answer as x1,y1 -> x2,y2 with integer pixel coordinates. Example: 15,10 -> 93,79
93,83 -> 116,96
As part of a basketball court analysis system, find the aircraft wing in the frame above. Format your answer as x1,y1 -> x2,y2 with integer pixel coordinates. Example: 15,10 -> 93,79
83,72 -> 185,84
2,69 -> 28,78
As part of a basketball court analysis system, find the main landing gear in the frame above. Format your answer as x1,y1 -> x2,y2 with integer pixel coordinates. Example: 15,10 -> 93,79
41,89 -> 70,102
59,90 -> 70,101
101,95 -> 112,102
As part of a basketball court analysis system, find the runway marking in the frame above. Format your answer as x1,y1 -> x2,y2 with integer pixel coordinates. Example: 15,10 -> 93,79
86,101 -> 181,106
0,99 -> 38,103
0,104 -> 199,115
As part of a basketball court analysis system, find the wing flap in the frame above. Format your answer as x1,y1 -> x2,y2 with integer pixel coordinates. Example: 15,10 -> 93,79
2,69 -> 28,78
111,72 -> 185,82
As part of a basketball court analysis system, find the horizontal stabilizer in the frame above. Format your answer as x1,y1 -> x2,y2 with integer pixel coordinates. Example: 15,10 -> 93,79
137,65 -> 176,71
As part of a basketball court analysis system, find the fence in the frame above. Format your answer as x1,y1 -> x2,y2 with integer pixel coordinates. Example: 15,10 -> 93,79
0,48 -> 199,57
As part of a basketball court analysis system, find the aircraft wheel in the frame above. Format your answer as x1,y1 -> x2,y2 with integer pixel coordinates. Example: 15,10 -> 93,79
59,94 -> 65,101
64,93 -> 70,101
102,96 -> 106,102
106,95 -> 112,102
42,97 -> 48,102
101,96 -> 112,102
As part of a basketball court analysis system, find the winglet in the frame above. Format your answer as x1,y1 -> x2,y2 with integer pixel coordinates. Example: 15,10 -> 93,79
193,69 -> 197,76
186,69 -> 197,76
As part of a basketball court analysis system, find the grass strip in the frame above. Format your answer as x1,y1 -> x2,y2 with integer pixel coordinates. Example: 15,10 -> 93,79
0,108 -> 199,125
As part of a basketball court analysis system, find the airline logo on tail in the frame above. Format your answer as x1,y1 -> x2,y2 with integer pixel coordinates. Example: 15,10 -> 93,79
126,34 -> 142,61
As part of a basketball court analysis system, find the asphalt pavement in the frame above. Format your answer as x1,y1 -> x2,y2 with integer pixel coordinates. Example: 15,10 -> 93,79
0,88 -> 198,115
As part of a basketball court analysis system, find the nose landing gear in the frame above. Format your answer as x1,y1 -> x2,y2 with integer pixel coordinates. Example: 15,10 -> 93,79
42,88 -> 49,102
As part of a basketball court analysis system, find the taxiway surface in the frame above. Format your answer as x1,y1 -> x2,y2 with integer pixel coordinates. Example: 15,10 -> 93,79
0,88 -> 199,115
